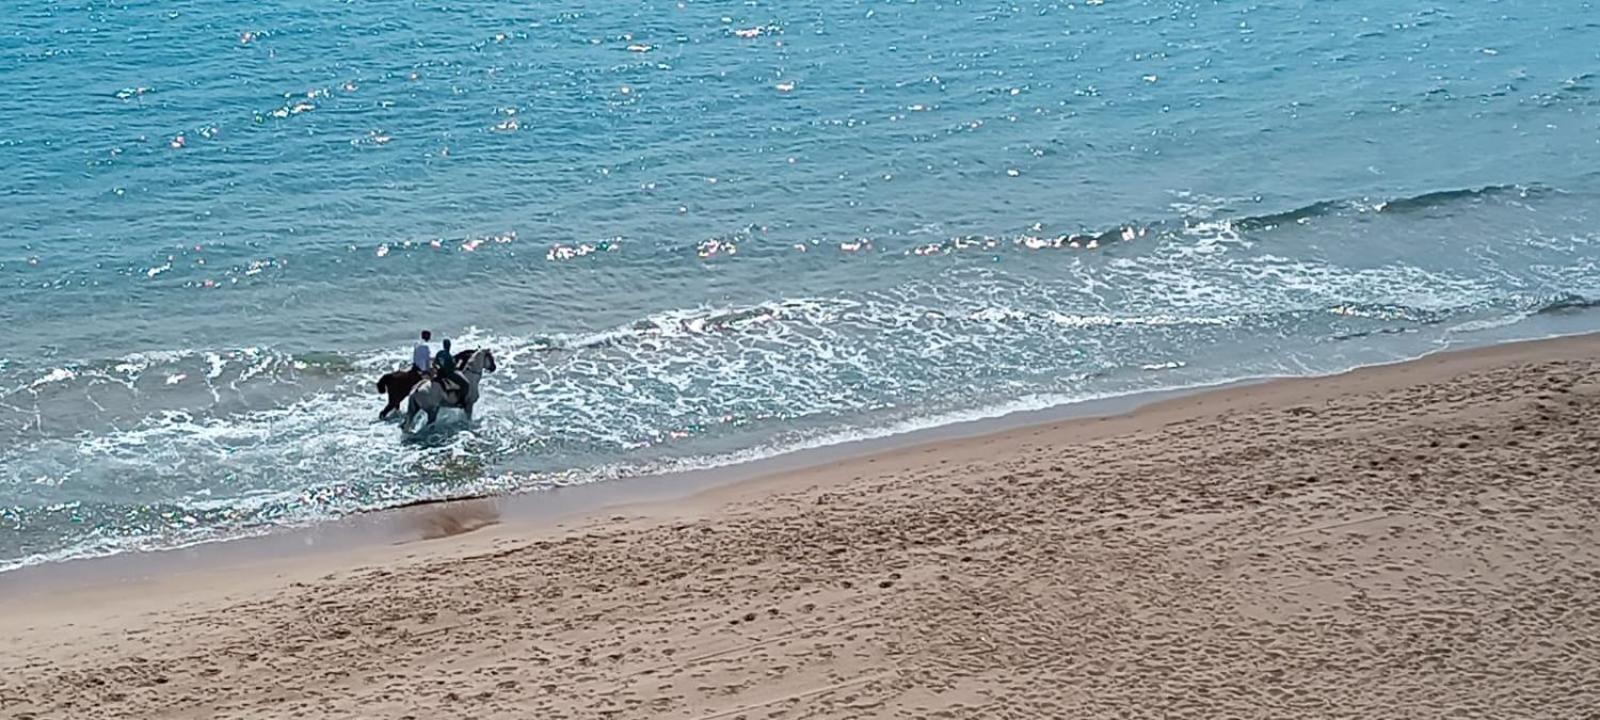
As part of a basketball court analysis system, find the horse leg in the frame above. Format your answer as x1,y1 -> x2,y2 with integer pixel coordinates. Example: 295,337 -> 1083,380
380,395 -> 400,420
402,399 -> 420,434
462,401 -> 474,424
426,408 -> 439,427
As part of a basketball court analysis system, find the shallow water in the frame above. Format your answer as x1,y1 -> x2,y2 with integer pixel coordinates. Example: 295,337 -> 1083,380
3,0 -> 1599,569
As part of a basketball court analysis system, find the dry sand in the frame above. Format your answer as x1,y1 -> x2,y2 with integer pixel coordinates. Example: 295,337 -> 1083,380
3,335 -> 1599,719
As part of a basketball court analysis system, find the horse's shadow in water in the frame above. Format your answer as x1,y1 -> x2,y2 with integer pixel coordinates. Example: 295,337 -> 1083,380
396,411 -> 475,445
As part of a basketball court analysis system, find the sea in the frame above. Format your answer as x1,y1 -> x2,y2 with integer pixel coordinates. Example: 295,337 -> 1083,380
3,0 -> 1598,572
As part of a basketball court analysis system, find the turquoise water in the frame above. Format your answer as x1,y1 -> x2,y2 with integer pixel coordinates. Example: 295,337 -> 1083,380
3,0 -> 1599,570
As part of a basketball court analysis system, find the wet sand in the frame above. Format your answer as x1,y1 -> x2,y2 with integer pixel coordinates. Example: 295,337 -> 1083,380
3,334 -> 1598,719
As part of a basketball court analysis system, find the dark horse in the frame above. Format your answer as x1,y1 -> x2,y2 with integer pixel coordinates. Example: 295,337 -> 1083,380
376,349 -> 474,420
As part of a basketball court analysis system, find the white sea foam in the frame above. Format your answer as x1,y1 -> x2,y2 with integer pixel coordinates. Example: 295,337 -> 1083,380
6,204 -> 1600,573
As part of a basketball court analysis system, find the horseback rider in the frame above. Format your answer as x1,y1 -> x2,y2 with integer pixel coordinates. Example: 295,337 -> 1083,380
411,330 -> 432,374
433,338 -> 467,396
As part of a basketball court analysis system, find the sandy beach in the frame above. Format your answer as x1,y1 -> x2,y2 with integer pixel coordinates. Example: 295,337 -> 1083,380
4,334 -> 1599,719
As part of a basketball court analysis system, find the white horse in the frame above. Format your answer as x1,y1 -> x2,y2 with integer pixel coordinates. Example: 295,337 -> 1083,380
402,348 -> 497,434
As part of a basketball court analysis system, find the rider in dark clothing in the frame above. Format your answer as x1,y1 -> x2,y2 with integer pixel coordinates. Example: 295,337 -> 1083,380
433,339 -> 467,395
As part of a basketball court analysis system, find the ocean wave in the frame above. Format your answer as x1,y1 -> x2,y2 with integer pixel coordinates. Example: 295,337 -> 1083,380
1374,184 -> 1549,213
6,285 -> 1595,422
1230,200 -> 1354,231
1180,184 -> 1545,233
890,184 -> 1557,257
1533,292 -> 1600,315
4,184 -> 1567,295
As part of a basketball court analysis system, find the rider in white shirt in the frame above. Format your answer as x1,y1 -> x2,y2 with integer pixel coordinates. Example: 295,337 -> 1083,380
411,330 -> 433,374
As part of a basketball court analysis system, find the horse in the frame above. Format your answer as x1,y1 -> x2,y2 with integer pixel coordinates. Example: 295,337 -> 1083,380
402,348 -> 497,433
375,349 -> 475,421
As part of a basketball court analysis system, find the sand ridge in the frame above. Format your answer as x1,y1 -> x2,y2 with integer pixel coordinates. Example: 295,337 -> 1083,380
3,336 -> 1599,719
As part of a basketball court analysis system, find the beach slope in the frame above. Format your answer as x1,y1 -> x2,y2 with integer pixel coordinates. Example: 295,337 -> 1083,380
4,336 -> 1599,719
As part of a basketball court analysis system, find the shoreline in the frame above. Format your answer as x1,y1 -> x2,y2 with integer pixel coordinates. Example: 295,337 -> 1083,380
3,332 -> 1598,717
5,324 -> 1597,594
1,363 -> 1247,597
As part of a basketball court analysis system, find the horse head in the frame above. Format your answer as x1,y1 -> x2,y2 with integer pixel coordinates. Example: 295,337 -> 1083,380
466,348 -> 497,374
